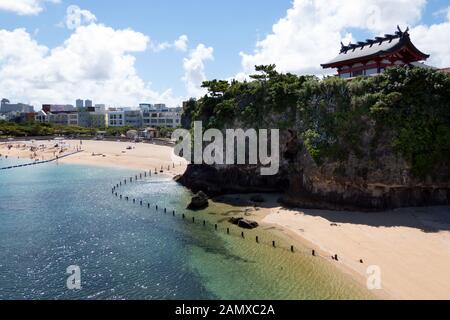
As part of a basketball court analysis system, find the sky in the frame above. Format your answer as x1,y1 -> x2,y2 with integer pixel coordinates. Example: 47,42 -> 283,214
0,0 -> 449,109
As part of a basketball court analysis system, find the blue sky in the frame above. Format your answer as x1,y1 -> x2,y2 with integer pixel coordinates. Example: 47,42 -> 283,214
1,0 -> 449,107
0,0 -> 292,99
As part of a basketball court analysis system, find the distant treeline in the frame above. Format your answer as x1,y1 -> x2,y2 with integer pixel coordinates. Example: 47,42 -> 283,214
0,121 -> 131,137
0,121 -> 178,139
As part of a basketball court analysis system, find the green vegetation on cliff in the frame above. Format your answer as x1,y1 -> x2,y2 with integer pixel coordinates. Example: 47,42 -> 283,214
182,65 -> 450,178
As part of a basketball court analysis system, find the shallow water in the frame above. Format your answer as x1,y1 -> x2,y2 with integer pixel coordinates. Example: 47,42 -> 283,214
0,159 -> 372,299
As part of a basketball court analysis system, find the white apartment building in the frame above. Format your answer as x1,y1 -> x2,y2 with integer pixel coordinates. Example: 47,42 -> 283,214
140,104 -> 182,128
107,109 -> 125,127
35,110 -> 79,126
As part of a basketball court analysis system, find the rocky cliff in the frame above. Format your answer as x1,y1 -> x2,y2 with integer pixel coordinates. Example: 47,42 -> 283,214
177,66 -> 450,211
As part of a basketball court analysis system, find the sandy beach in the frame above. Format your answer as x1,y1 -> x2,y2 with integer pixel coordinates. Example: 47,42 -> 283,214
2,139 -> 449,299
216,194 -> 450,300
0,139 -> 187,176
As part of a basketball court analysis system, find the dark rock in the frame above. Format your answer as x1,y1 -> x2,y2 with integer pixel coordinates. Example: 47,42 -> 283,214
250,195 -> 265,203
187,191 -> 209,210
176,164 -> 285,197
237,219 -> 259,229
229,217 -> 244,225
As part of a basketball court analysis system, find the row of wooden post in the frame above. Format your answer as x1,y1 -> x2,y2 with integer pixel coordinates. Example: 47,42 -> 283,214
111,175 -> 342,260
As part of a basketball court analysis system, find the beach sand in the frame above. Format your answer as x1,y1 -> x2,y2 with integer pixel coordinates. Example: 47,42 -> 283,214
0,139 -> 187,176
2,139 -> 449,299
216,194 -> 450,300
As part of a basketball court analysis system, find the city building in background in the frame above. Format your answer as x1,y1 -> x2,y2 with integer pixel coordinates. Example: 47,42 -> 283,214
124,109 -> 142,128
1,98 -> 34,114
107,109 -> 125,127
36,104 -> 79,126
140,104 -> 182,128
76,99 -> 84,108
3,97 -> 185,130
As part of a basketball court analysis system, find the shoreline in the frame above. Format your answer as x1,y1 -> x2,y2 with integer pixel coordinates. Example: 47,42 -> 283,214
3,139 -> 450,299
0,139 -> 187,177
213,193 -> 450,300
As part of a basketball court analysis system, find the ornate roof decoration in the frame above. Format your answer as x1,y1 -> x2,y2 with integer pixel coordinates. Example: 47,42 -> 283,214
322,26 -> 429,69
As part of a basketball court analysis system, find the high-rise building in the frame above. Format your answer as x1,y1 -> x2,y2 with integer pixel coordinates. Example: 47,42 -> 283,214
85,100 -> 93,108
76,99 -> 84,108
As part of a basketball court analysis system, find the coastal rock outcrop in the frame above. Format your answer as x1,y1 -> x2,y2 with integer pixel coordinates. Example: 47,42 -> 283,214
187,191 -> 209,210
176,164 -> 287,196
229,217 -> 259,229
176,67 -> 450,211
178,128 -> 450,211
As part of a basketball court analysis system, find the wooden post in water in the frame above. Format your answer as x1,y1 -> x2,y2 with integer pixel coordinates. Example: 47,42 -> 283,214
156,205 -> 158,211
182,214 -> 185,220
227,228 -> 230,234
272,241 -> 276,248
192,217 -> 195,223
312,250 -> 316,257
256,236 -> 259,243
204,221 -> 206,227
291,246 -> 294,253
215,224 -> 218,231
241,232 -> 245,239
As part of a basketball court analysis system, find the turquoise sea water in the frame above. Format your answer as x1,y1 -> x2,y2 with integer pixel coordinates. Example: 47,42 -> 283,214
0,159 -> 372,300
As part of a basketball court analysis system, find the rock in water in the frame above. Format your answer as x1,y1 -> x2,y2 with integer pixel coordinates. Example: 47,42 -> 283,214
229,217 -> 244,225
187,191 -> 209,210
237,219 -> 259,229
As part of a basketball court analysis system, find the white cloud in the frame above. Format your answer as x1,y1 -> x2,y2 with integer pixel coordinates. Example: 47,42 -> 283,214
411,21 -> 450,68
0,24 -> 183,107
173,35 -> 189,52
65,5 -> 97,30
152,34 -> 189,52
0,0 -> 59,15
182,44 -> 214,98
239,0 -> 428,76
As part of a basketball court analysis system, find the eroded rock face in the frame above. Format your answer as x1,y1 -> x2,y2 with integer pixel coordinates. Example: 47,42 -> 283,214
177,128 -> 450,211
187,191 -> 209,210
176,164 -> 288,197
